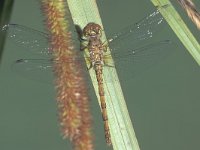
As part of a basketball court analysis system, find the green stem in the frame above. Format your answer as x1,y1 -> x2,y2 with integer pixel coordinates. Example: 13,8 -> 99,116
151,0 -> 200,65
0,0 -> 14,63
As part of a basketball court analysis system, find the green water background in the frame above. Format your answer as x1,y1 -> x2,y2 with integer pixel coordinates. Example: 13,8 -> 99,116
0,0 -> 200,150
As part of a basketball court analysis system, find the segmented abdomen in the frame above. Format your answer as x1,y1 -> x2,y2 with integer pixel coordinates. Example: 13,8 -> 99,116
95,65 -> 111,145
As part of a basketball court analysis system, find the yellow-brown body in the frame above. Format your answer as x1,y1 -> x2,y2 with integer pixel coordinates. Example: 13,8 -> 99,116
83,23 -> 111,145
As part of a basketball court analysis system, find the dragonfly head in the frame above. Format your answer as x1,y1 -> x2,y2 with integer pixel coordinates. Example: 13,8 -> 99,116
83,23 -> 102,39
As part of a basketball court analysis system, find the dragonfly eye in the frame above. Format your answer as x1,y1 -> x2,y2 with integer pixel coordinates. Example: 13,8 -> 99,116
83,22 -> 103,37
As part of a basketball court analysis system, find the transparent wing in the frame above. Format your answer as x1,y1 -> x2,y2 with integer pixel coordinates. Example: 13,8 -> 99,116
3,24 -> 89,83
12,56 -> 90,84
2,24 -> 52,55
6,9 -> 172,84
101,9 -> 172,81
108,10 -> 165,52
12,59 -> 55,83
103,40 -> 173,81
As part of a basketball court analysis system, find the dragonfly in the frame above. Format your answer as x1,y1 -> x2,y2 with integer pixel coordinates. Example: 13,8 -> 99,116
2,9 -> 172,145
82,22 -> 113,144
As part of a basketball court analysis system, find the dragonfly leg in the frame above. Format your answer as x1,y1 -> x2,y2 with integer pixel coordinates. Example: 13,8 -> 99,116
102,41 -> 108,52
104,63 -> 114,68
80,38 -> 88,51
87,63 -> 93,70
80,46 -> 86,51
103,58 -> 115,68
80,37 -> 87,42
80,44 -> 88,51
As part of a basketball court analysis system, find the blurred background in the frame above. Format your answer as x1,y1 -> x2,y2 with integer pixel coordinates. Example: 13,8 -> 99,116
0,0 -> 200,150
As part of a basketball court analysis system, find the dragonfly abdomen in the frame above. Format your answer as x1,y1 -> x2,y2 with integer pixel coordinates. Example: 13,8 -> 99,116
95,65 -> 111,145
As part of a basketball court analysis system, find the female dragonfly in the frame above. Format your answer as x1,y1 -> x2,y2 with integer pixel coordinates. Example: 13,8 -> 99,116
2,10 -> 171,82
2,10 -> 172,145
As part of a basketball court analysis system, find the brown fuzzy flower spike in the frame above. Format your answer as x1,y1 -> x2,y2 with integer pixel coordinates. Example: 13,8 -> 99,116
40,0 -> 94,149
177,0 -> 200,29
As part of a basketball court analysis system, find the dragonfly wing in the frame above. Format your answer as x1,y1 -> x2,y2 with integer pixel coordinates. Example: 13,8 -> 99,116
12,55 -> 91,84
104,40 -> 173,82
2,24 -> 52,56
12,59 -> 55,83
108,10 -> 165,52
